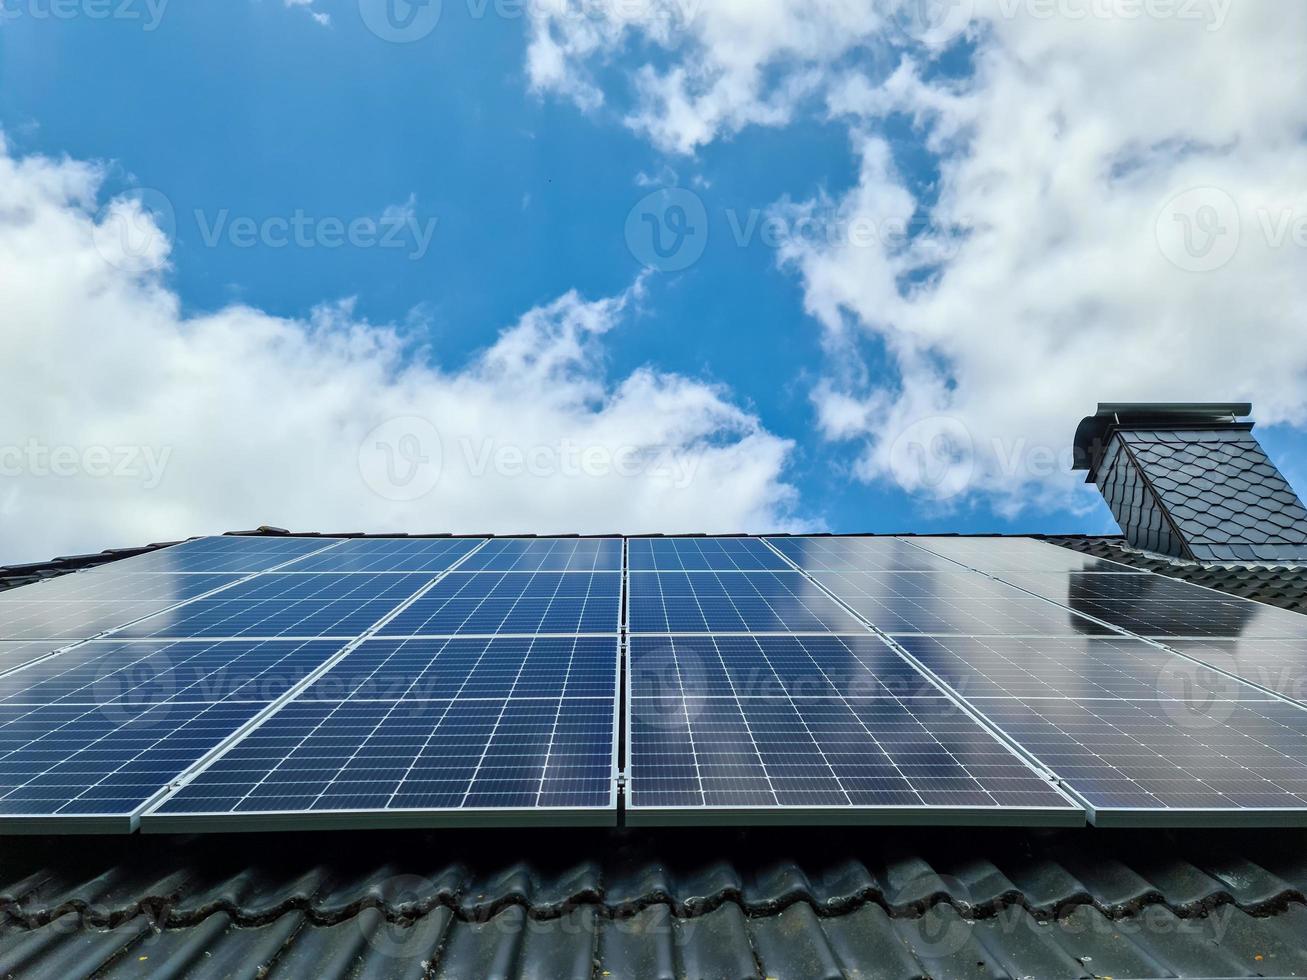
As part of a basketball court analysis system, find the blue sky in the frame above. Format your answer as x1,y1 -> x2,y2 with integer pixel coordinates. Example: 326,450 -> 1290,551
2,1 -> 1305,558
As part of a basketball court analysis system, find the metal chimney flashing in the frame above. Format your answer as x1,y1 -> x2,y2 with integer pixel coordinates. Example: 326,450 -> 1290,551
1073,402 -> 1252,482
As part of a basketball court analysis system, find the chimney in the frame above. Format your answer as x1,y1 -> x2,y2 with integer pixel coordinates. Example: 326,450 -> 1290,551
1073,403 -> 1307,563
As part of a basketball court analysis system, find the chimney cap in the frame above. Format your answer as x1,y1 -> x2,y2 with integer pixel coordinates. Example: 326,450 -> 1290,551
1072,402 -> 1252,479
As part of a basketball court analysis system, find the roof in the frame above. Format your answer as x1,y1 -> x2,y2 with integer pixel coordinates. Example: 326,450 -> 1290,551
5,825 -> 1307,979
4,530 -> 1307,979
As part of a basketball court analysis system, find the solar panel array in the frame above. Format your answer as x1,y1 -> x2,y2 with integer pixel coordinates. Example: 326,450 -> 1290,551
624,537 -> 1081,825
146,537 -> 622,831
4,533 -> 1307,832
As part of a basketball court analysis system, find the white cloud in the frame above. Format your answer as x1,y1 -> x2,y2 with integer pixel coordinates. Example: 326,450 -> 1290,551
0,138 -> 801,564
522,0 -> 1307,515
526,0 -> 904,154
283,0 -> 330,26
784,3 -> 1307,513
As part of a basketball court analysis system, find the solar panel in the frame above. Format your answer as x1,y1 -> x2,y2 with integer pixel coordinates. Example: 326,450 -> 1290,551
1055,598 -> 1307,639
625,634 -> 1080,824
766,537 -> 960,573
0,639 -> 346,832
809,570 -> 1116,636
119,573 -> 439,640
1163,638 -> 1307,703
628,538 -> 793,572
278,537 -> 483,573
0,643 -> 67,676
378,572 -> 621,636
0,572 -> 243,604
1001,572 -> 1208,604
0,539 -> 345,643
626,572 -> 868,634
143,636 -> 618,830
456,538 -> 622,573
110,536 -> 339,575
0,602 -> 184,642
895,634 -> 1307,824
908,536 -> 1138,573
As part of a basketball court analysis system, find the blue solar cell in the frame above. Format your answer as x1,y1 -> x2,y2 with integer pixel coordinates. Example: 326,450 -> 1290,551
0,643 -> 65,675
895,635 -> 1307,820
1060,598 -> 1307,639
0,601 -> 176,642
120,573 -> 437,640
301,637 -> 617,702
0,639 -> 347,707
766,537 -> 961,573
111,536 -> 339,575
279,538 -> 484,573
626,634 -> 1078,820
627,538 -> 793,572
456,539 -> 622,573
0,572 -> 243,604
148,635 -> 619,824
628,634 -> 934,701
1001,572 -> 1203,604
626,572 -> 867,634
1163,638 -> 1307,703
913,536 -> 1137,573
811,571 -> 1116,636
379,572 -> 621,636
0,639 -> 344,827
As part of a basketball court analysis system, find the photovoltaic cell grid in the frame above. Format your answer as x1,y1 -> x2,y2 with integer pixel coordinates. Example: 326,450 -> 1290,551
908,536 -> 1142,573
0,643 -> 67,676
112,535 -> 338,575
380,571 -> 622,636
627,571 -> 868,634
278,537 -> 482,573
628,538 -> 792,572
1163,638 -> 1307,704
121,572 -> 440,640
807,570 -> 1116,637
626,634 -> 1077,822
0,536 -> 340,643
0,639 -> 345,828
8,533 -> 1307,831
767,537 -> 962,573
147,636 -> 618,828
457,538 -> 622,573
896,635 -> 1307,821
